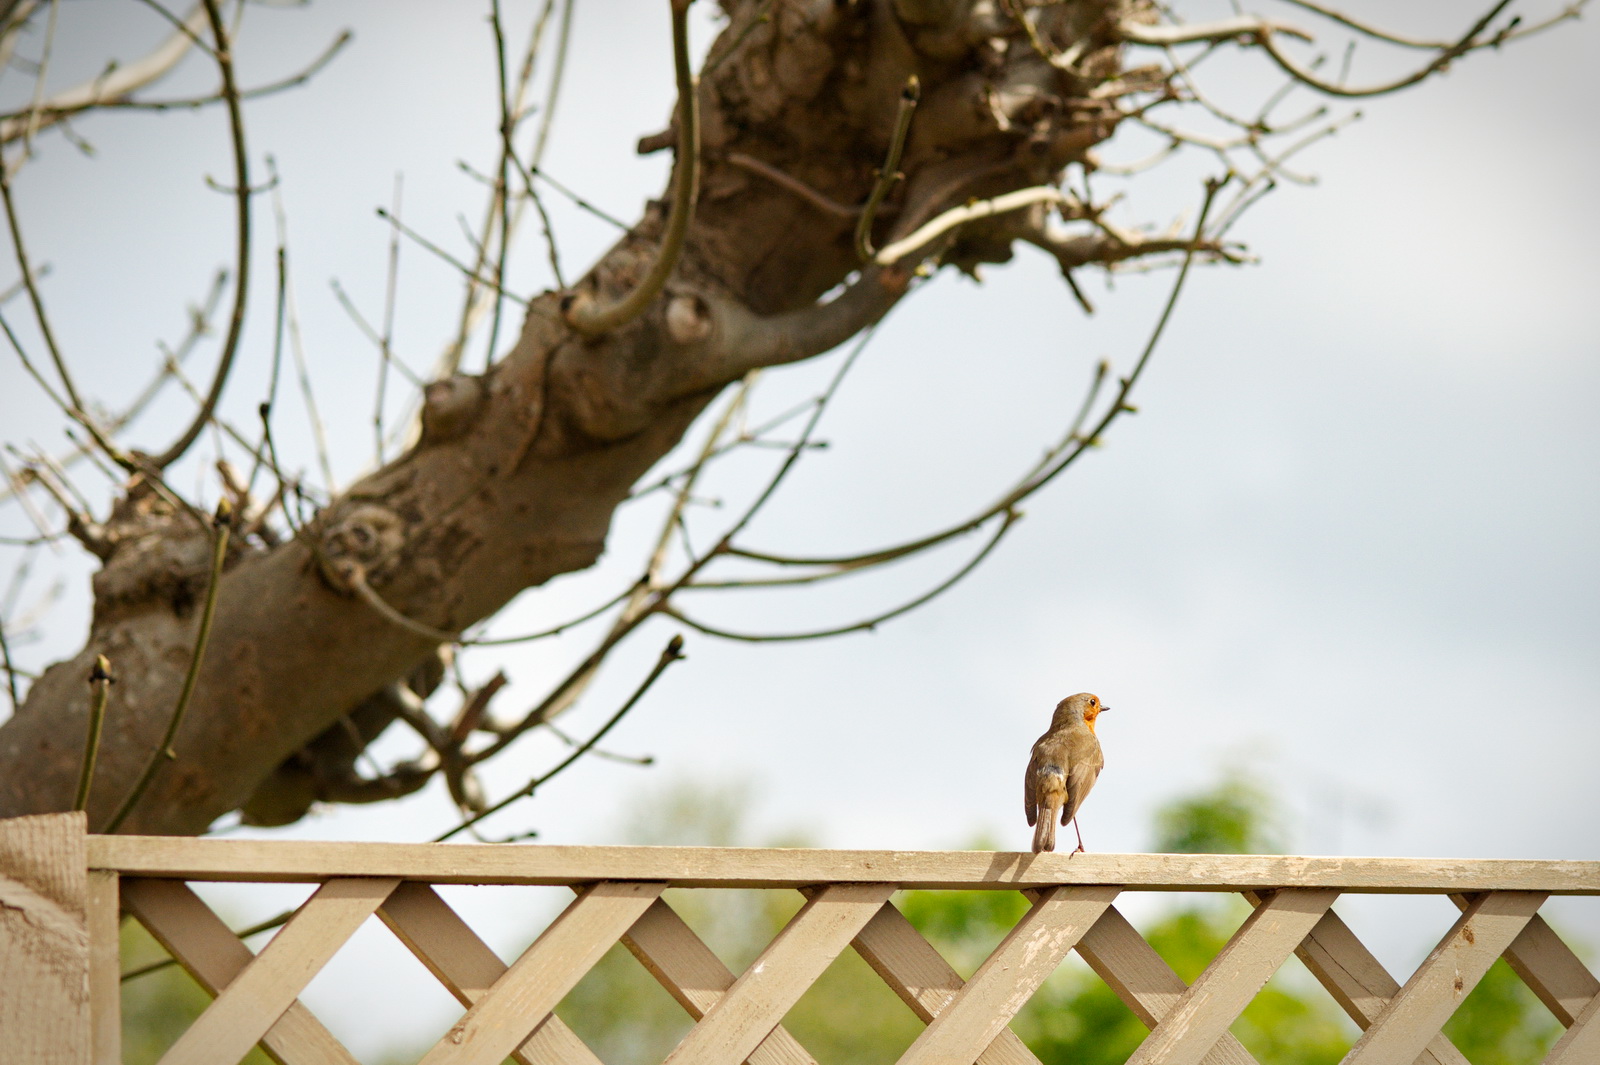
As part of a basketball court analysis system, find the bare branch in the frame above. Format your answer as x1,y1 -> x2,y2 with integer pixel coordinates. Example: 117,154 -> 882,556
0,3 -> 209,144
669,510 -> 1018,641
564,0 -> 699,335
103,499 -> 232,832
72,654 -> 112,812
435,633 -> 686,841
149,0 -> 251,470
856,75 -> 919,262
1118,16 -> 1314,48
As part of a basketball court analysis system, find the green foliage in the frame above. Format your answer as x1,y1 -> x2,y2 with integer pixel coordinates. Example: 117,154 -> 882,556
1152,765 -> 1285,855
1443,958 -> 1563,1065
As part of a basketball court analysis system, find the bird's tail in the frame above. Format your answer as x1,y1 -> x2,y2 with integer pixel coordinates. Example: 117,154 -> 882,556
1032,804 -> 1059,853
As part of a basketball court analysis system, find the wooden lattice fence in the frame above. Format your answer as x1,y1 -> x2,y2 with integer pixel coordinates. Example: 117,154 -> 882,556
2,812 -> 1597,1064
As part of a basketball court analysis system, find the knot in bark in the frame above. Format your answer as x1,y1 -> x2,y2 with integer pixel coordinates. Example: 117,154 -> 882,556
316,502 -> 406,593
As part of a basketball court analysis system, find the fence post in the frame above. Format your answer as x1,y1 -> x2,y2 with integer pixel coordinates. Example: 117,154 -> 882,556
0,812 -> 90,1065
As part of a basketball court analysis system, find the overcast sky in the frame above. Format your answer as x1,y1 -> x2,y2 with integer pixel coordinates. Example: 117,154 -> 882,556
1,1 -> 1595,1057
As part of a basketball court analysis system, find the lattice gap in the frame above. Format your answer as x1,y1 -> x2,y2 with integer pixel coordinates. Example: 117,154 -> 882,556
112,876 -> 1600,1065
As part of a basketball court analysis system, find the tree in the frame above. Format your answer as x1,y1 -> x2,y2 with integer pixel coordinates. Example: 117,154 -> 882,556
0,0 -> 1581,836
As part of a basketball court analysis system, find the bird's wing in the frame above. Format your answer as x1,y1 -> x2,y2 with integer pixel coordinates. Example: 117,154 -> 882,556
1024,748 -> 1040,826
1062,731 -> 1105,825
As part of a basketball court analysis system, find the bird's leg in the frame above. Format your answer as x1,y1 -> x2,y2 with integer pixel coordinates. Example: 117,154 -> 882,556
1072,817 -> 1086,854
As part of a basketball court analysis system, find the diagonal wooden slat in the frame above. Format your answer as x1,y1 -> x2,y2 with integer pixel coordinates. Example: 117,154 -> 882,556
622,895 -> 820,1065
123,877 -> 388,1065
1242,892 -> 1469,1065
1543,981 -> 1600,1065
849,897 -> 1043,1065
895,885 -> 1120,1065
1125,888 -> 1339,1065
1451,894 -> 1600,1027
660,882 -> 898,1065
1075,905 -> 1261,1065
120,879 -> 361,1065
87,869 -> 121,1065
415,879 -> 665,1065
377,881 -> 605,1065
1341,890 -> 1548,1065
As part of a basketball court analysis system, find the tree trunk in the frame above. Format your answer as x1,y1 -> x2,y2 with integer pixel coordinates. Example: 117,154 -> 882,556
0,0 -> 1137,833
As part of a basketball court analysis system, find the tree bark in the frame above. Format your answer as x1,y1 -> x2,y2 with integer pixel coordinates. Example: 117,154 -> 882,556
0,0 -> 1137,833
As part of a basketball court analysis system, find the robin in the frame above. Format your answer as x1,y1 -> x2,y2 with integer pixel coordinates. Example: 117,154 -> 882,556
1024,692 -> 1107,853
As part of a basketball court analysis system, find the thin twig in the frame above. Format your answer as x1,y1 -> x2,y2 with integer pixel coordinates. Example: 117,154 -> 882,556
875,185 -> 1077,267
376,172 -> 404,465
855,75 -> 919,263
0,148 -> 83,413
73,30 -> 351,114
564,0 -> 699,335
0,3 -> 212,142
435,634 -> 685,842
0,601 -> 19,712
347,566 -> 462,644
669,510 -> 1019,640
1254,1 -> 1517,99
149,0 -> 251,471
729,179 -> 1222,571
72,654 -> 112,812
727,151 -> 857,219
103,499 -> 232,832
269,175 -> 335,492
377,206 -> 530,307
483,0 -> 515,369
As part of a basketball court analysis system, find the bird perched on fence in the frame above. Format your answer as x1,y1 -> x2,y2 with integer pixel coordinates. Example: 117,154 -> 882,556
1024,692 -> 1108,853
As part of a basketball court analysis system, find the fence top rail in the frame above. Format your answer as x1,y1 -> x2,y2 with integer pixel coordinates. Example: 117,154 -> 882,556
84,838 -> 1600,892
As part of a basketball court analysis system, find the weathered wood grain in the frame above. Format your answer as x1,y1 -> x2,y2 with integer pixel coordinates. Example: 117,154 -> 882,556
1450,894 -> 1599,1027
377,881 -> 605,1065
896,885 -> 1119,1065
85,838 -> 1600,892
1341,891 -> 1548,1065
120,876 -> 368,1065
1125,888 -> 1339,1065
1074,905 -> 1260,1065
413,880 -> 664,1065
621,895 -> 820,1065
87,868 -> 121,1065
1544,984 -> 1600,1065
660,883 -> 897,1065
849,899 -> 1043,1065
1268,899 -> 1469,1065
0,812 -> 89,1065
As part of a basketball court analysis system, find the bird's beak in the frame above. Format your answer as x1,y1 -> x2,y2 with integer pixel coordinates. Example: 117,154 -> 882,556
1100,705 -> 1111,713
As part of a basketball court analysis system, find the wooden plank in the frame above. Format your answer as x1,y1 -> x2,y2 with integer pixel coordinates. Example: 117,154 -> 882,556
621,895 -> 820,1065
120,878 -> 362,1065
1342,891 -> 1547,1065
1250,894 -> 1468,1065
87,869 -> 122,1065
1125,888 -> 1339,1065
661,882 -> 898,1065
1075,906 -> 1260,1065
0,812 -> 89,1065
896,885 -> 1119,1065
414,880 -> 665,1065
127,877 -> 392,1065
1451,894 -> 1599,1026
86,837 -> 1600,893
377,881 -> 605,1065
1544,982 -> 1600,1065
849,899 -> 1043,1065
